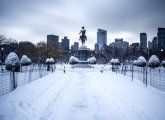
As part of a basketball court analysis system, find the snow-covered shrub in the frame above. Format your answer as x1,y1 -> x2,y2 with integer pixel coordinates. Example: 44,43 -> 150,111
20,55 -> 31,66
114,59 -> 120,65
5,52 -> 20,71
110,58 -> 115,65
87,56 -> 96,64
148,55 -> 160,68
133,60 -> 138,66
110,58 -> 120,65
69,56 -> 78,64
46,58 -> 55,64
46,58 -> 50,64
161,60 -> 165,67
136,56 -> 146,67
49,58 -> 55,64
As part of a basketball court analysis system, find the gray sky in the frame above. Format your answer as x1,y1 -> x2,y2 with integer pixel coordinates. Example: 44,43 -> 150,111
0,0 -> 165,49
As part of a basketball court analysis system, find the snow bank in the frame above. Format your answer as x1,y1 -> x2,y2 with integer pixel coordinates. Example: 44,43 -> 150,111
20,55 -> 31,66
87,56 -> 96,64
5,52 -> 20,71
69,56 -> 78,64
148,55 -> 160,68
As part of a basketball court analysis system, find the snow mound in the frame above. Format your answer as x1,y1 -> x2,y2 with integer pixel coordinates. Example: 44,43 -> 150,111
148,55 -> 160,68
5,52 -> 20,71
69,56 -> 78,64
88,56 -> 96,64
136,56 -> 146,67
20,55 -> 31,66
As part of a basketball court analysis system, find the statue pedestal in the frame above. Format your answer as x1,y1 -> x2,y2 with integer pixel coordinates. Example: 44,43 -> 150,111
78,45 -> 88,64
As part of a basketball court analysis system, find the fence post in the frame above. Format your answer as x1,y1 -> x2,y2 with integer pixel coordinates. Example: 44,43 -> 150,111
64,66 -> 65,73
143,67 -> 145,84
13,71 -> 16,89
146,66 -> 148,87
132,65 -> 133,81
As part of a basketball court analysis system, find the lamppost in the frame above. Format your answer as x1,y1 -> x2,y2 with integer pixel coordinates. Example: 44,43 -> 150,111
1,47 -> 4,72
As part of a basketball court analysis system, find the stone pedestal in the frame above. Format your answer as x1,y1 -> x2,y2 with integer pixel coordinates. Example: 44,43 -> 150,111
78,45 -> 88,64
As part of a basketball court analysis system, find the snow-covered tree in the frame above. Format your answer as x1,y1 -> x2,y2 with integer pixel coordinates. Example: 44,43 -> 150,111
161,60 -> 165,67
46,58 -> 50,64
46,58 -> 55,64
110,58 -> 115,65
88,56 -> 96,64
114,59 -> 120,65
148,55 -> 160,68
133,60 -> 138,66
136,56 -> 146,67
1,37 -> 17,45
5,52 -> 20,71
69,56 -> 78,64
49,58 -> 55,64
20,55 -> 31,66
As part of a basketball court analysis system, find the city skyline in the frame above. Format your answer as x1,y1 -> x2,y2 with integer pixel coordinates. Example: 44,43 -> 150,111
0,0 -> 165,49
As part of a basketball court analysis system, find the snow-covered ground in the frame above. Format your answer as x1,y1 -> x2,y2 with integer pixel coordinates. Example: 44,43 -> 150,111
0,65 -> 165,120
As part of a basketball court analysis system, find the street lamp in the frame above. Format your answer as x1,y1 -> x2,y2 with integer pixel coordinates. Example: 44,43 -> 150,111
1,47 -> 4,72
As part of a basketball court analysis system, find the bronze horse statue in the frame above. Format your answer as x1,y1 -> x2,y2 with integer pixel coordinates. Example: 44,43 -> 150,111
79,26 -> 87,45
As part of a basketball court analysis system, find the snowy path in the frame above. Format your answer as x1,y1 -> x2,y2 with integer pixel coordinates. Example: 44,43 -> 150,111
0,65 -> 165,120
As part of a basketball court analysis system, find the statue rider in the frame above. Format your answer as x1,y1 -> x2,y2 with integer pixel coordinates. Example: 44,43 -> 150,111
79,26 -> 87,45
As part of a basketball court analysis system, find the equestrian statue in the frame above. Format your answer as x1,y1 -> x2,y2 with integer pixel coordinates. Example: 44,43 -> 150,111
79,26 -> 87,45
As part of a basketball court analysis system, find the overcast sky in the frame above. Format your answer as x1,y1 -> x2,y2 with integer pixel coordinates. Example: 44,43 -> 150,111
0,0 -> 165,49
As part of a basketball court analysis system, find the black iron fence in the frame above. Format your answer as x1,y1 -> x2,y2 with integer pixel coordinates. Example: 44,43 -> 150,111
119,65 -> 165,92
0,64 -> 56,95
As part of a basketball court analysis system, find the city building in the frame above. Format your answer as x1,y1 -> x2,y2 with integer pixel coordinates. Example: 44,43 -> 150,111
47,34 -> 59,50
129,42 -> 140,56
61,36 -> 70,51
148,41 -> 153,50
71,42 -> 79,52
157,28 -> 165,51
59,42 -> 62,49
130,43 -> 139,48
109,38 -> 129,57
140,33 -> 147,51
97,29 -> 107,50
152,37 -> 157,52
94,43 -> 99,52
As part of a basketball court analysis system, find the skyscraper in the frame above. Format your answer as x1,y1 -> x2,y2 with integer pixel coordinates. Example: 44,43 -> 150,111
47,34 -> 59,50
157,28 -> 165,51
140,33 -> 147,51
152,37 -> 157,52
97,29 -> 107,50
61,36 -> 69,51
73,42 -> 79,51
94,43 -> 99,52
148,41 -> 153,50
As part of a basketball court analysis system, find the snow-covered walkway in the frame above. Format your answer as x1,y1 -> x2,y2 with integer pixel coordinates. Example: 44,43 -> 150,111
0,65 -> 165,120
